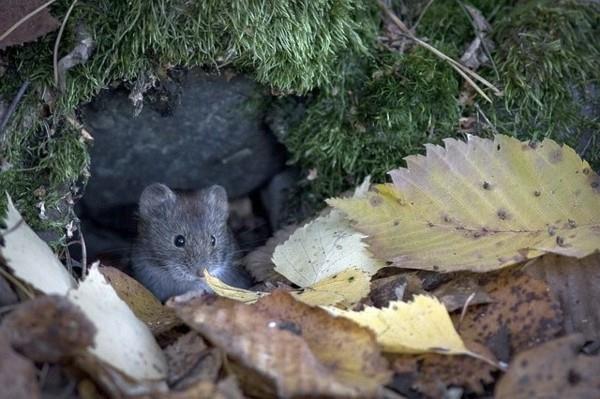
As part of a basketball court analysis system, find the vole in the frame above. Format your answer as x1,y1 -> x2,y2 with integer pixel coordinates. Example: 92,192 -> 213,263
130,183 -> 253,301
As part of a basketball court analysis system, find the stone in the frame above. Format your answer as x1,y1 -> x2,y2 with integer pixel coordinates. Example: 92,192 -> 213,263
80,69 -> 285,232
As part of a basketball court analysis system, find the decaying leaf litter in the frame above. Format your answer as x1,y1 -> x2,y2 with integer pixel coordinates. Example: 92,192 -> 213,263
1,133 -> 599,398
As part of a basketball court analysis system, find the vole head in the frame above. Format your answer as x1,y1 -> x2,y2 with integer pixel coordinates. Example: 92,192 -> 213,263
135,183 -> 235,280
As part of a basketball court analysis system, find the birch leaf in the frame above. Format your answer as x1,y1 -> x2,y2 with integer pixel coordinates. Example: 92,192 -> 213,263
205,267 -> 369,308
327,295 -> 469,355
272,211 -> 384,287
67,264 -> 167,381
329,135 -> 600,272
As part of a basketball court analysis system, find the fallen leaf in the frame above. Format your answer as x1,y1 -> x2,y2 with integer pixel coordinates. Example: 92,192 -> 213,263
2,196 -> 76,294
1,295 -> 95,362
2,198 -> 168,382
525,253 -> 600,341
330,135 -> 600,272
431,274 -> 493,312
327,295 -> 470,355
0,334 -> 40,399
243,224 -> 296,284
458,268 -> 563,356
164,332 -> 222,389
459,5 -> 495,70
391,340 -> 497,397
100,266 -> 180,335
206,267 -> 370,308
496,334 -> 600,399
273,210 -> 384,287
170,291 -> 391,398
0,0 -> 59,49
68,264 -> 168,381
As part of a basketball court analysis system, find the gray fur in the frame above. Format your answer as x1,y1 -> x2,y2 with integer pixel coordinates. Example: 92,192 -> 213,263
131,183 -> 252,301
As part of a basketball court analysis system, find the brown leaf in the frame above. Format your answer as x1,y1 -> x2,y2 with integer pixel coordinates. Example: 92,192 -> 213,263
163,376 -> 245,399
169,291 -> 391,398
0,334 -> 40,399
390,340 -> 497,397
243,224 -> 297,284
368,272 -> 425,308
100,266 -> 180,335
495,334 -> 600,399
1,295 -> 95,362
525,253 -> 600,341
431,274 -> 493,312
164,332 -> 223,390
457,268 -> 563,357
0,0 -> 59,49
459,5 -> 495,71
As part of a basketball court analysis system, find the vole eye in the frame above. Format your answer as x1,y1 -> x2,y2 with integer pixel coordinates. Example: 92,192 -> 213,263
210,235 -> 216,247
174,235 -> 186,247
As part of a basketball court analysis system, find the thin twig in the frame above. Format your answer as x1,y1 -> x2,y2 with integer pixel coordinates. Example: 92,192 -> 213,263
0,0 -> 58,42
0,81 -> 30,140
458,291 -> 476,331
0,267 -> 35,299
377,0 -> 502,102
412,0 -> 435,32
53,0 -> 79,88
79,228 -> 87,277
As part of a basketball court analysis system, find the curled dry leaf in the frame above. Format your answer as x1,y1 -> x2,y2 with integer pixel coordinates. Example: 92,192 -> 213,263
244,224 -> 297,284
457,268 -> 563,357
2,199 -> 168,383
525,252 -> 600,341
329,135 -> 600,272
68,264 -> 167,381
273,210 -> 384,287
100,266 -> 180,335
327,295 -> 470,355
169,291 -> 391,398
2,196 -> 75,295
496,334 -> 600,399
1,295 -> 95,362
206,267 -> 370,308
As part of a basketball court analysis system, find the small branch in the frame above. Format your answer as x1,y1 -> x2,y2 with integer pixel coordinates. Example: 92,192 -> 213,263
376,0 -> 502,102
0,81 -> 30,140
0,0 -> 58,42
53,0 -> 79,89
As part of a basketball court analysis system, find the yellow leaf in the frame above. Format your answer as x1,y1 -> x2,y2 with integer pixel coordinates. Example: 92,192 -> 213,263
327,295 -> 469,354
329,135 -> 600,272
272,211 -> 384,287
206,267 -> 370,308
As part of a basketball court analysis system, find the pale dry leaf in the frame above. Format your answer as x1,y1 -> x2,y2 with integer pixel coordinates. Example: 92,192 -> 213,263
2,196 -> 76,294
273,210 -> 384,287
206,267 -> 370,308
327,295 -> 470,355
330,135 -> 600,272
68,263 -> 167,381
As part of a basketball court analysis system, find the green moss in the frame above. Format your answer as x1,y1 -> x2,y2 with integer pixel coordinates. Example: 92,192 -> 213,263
482,0 -> 600,167
0,0 -> 378,236
283,47 -> 461,195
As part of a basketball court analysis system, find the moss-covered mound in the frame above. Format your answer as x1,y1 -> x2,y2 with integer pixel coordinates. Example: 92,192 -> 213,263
0,0 -> 598,240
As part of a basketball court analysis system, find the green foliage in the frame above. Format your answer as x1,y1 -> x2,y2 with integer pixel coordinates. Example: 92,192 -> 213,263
483,0 -> 600,166
0,0 -> 377,233
283,48 -> 461,194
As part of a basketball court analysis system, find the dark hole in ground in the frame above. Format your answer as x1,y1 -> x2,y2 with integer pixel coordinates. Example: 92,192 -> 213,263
71,68 -> 303,274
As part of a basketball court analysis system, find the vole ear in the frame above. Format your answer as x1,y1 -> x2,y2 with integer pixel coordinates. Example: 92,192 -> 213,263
139,183 -> 176,218
202,185 -> 228,217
